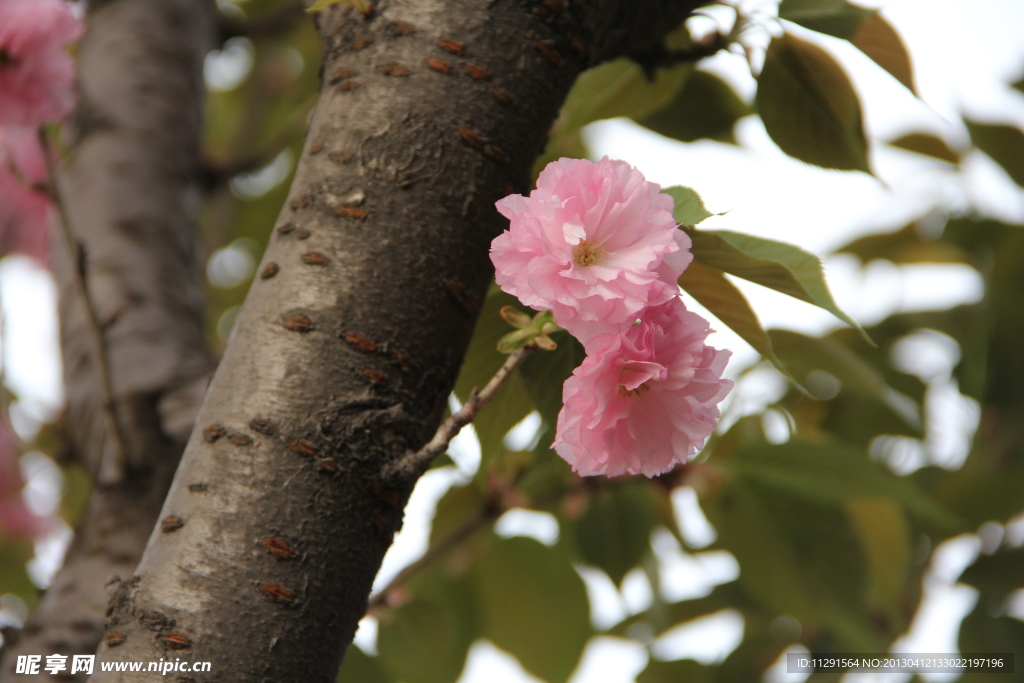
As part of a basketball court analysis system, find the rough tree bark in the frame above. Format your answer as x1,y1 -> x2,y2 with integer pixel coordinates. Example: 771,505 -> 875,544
0,1 -> 216,680
75,1 -> 701,680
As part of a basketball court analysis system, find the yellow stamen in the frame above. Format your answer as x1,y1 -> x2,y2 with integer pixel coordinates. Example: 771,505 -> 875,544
574,240 -> 603,266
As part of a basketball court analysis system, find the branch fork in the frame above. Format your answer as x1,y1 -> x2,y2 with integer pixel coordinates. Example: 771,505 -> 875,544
383,346 -> 534,480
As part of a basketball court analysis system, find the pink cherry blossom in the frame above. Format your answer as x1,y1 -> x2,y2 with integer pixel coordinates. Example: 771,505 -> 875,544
554,298 -> 732,477
0,0 -> 83,126
491,157 -> 691,343
0,126 -> 50,263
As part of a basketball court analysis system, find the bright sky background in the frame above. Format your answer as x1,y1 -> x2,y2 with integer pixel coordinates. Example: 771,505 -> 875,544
3,0 -> 1024,678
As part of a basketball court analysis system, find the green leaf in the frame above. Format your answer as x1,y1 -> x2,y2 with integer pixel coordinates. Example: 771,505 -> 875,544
657,588 -> 745,634
757,32 -> 870,172
518,334 -> 585,431
376,577 -> 477,683
474,370 -> 532,462
703,479 -> 818,622
820,390 -> 924,448
572,483 -> 656,585
850,13 -> 915,93
780,0 -> 915,92
0,536 -> 37,602
531,130 -> 590,182
376,601 -> 464,683
679,261 -> 800,387
779,0 -> 873,39
637,658 -> 715,683
516,432 -> 572,501
958,547 -> 1024,601
965,119 -> 1024,187
556,59 -> 693,137
472,537 -> 592,683
844,500 -> 910,616
663,186 -> 714,227
919,464 -> 1024,532
684,227 -> 864,334
430,484 -> 488,545
769,329 -> 921,430
706,478 -> 881,649
610,585 -> 742,638
958,607 -> 1024,676
888,133 -> 960,163
716,636 -> 792,682
729,441 -> 960,529
636,70 -> 752,145
1012,74 -> 1024,96
835,221 -> 970,265
336,647 -> 393,683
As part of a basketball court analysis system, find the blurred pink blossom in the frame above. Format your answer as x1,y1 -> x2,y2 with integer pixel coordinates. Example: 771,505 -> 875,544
491,157 -> 691,344
554,298 -> 732,477
0,0 -> 83,126
0,126 -> 49,263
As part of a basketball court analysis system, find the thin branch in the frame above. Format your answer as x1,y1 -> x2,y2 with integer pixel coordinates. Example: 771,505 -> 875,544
366,463 -> 695,613
37,127 -> 129,485
365,485 -> 574,610
384,346 -> 534,479
367,503 -> 498,613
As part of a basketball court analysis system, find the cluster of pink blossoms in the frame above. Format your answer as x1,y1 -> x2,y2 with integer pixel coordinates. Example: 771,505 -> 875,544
0,0 -> 81,539
0,0 -> 82,263
491,157 -> 733,477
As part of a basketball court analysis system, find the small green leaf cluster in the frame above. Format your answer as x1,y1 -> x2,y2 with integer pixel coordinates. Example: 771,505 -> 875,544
496,308 -> 561,353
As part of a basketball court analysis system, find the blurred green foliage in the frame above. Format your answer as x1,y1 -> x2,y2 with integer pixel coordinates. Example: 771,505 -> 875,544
200,0 -> 322,353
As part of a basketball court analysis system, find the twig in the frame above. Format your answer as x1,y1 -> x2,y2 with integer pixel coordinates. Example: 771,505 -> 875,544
365,467 -> 677,614
383,346 -> 534,479
37,128 -> 129,485
366,343 -> 583,612
367,504 -> 497,613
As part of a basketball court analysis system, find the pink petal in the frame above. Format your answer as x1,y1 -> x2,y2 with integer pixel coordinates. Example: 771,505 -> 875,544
490,157 -> 692,345
552,299 -> 732,477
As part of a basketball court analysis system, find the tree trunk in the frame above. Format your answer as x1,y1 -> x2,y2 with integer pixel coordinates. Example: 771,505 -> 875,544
84,1 -> 698,680
0,1 -> 215,680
